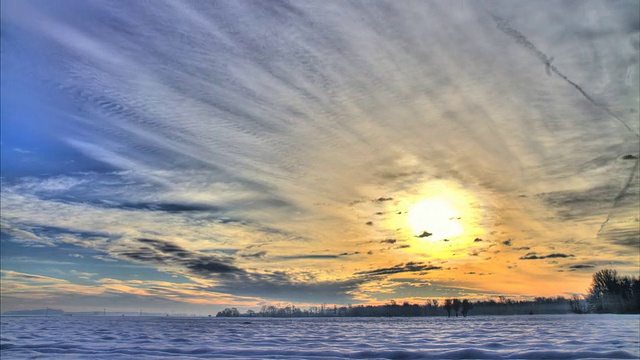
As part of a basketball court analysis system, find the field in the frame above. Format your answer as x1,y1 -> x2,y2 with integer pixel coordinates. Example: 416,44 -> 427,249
1,315 -> 638,359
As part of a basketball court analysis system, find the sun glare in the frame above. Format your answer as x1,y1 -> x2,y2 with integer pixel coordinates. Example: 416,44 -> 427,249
408,198 -> 464,241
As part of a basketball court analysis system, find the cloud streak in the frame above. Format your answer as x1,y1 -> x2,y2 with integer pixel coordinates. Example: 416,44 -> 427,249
519,253 -> 575,260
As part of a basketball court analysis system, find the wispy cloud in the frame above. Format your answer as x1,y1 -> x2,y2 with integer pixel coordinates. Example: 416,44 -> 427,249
1,0 -> 638,310
356,262 -> 442,277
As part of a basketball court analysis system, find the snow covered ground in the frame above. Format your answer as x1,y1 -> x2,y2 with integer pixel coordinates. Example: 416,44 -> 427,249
1,315 -> 638,359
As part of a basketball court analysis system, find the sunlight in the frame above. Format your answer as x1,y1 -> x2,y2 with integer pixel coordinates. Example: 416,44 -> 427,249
376,179 -> 485,255
407,198 -> 463,241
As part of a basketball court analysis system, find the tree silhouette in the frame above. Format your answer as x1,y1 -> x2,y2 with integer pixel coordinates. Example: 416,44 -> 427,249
452,299 -> 461,317
587,269 -> 640,313
216,307 -> 239,317
461,299 -> 473,317
444,299 -> 453,317
569,295 -> 587,314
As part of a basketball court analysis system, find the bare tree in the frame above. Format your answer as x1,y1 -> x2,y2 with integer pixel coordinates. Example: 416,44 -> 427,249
461,299 -> 473,317
587,269 -> 640,313
444,299 -> 453,317
452,299 -> 461,317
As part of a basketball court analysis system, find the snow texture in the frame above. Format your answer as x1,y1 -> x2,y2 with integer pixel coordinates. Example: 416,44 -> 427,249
1,315 -> 638,359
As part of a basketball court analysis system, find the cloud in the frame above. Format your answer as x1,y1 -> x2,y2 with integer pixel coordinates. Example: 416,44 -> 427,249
599,226 -> 640,248
1,0 -> 638,308
115,238 -> 240,276
519,252 -> 575,260
276,254 -> 340,260
69,270 -> 97,279
111,238 -> 367,303
0,222 -> 53,247
1,271 -> 264,311
240,251 -> 267,259
209,274 -> 367,304
92,255 -> 117,262
355,262 -> 442,277
339,252 -> 360,256
12,148 -> 32,154
416,231 -> 433,238
117,202 -> 224,213
1,270 -> 69,284
568,264 -> 595,269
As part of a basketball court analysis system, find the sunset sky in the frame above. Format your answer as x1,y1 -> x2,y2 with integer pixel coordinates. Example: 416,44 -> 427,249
1,0 -> 639,314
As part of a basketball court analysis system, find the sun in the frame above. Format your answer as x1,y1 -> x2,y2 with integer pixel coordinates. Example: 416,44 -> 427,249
407,198 -> 464,241
377,179 -> 483,250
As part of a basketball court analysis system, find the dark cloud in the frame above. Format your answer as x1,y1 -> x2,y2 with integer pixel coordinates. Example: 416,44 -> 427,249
621,154 -> 638,160
474,238 -> 483,242
121,202 -> 222,213
278,254 -> 340,260
381,239 -> 397,244
117,250 -> 166,263
514,247 -> 530,251
599,229 -> 640,248
240,251 -> 267,259
416,231 -> 432,238
375,197 -> 394,202
365,221 -> 373,226
355,262 -> 441,277
116,238 -> 240,276
540,185 -> 627,221
187,260 -> 238,275
114,239 -> 365,303
568,264 -> 595,269
502,239 -> 512,246
519,252 -> 575,260
210,274 -> 366,304
395,244 -> 410,249
137,238 -> 190,256
339,251 -> 360,256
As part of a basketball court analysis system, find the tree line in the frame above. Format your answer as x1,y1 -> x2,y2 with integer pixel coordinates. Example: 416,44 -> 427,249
582,269 -> 639,314
216,269 -> 639,317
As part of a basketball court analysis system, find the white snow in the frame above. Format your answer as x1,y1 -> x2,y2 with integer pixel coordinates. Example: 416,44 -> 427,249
1,315 -> 638,359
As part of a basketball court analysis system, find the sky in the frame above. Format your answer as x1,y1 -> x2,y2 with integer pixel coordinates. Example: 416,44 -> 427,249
1,0 -> 639,314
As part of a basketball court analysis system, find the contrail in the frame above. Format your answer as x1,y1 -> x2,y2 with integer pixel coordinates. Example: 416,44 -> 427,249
489,12 -> 639,138
597,159 -> 639,235
488,12 -> 640,236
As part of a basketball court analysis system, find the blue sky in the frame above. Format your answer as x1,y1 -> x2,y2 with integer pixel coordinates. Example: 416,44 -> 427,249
1,0 -> 638,314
